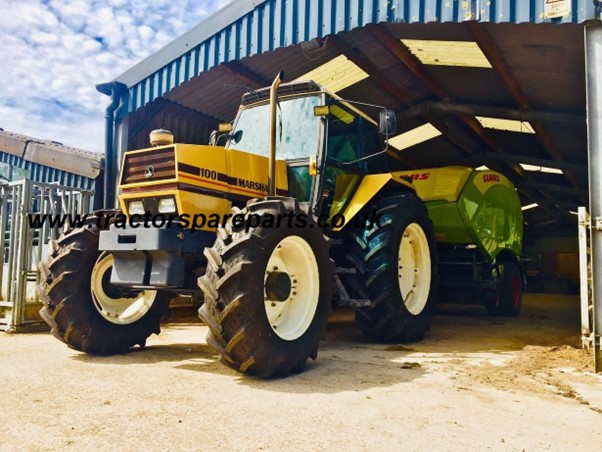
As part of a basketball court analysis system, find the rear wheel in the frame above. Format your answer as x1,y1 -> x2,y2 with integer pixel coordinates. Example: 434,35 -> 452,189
347,193 -> 438,342
198,197 -> 334,377
484,262 -> 523,317
37,220 -> 169,354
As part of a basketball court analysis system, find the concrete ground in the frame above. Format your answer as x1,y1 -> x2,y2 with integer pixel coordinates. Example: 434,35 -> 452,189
1,294 -> 601,451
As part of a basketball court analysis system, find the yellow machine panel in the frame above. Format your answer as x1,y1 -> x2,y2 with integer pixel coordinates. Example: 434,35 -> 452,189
392,166 -> 473,203
118,143 -> 289,231
120,144 -> 288,196
173,144 -> 289,198
333,174 -> 414,231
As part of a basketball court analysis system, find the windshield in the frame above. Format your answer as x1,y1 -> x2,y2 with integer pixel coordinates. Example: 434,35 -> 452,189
227,95 -> 322,160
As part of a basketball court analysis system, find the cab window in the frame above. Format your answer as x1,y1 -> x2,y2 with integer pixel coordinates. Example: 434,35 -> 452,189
321,103 -> 364,215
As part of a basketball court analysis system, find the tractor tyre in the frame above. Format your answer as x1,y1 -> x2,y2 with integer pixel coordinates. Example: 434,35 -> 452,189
347,193 -> 438,342
36,219 -> 169,355
198,197 -> 334,378
484,262 -> 523,317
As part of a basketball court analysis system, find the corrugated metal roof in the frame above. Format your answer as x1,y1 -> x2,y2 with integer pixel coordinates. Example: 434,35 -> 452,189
115,0 -> 599,114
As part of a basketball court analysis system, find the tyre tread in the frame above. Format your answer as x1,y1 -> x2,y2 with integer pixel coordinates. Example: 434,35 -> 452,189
198,198 -> 333,378
346,193 -> 438,343
37,213 -> 168,355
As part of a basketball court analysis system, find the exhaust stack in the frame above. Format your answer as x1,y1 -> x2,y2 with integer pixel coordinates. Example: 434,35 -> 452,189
268,71 -> 284,196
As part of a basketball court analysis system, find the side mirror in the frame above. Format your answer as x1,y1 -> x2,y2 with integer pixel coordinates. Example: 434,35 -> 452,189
231,130 -> 243,144
379,109 -> 396,136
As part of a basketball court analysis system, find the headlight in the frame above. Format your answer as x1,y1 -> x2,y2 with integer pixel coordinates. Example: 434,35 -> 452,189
128,201 -> 145,215
158,198 -> 177,214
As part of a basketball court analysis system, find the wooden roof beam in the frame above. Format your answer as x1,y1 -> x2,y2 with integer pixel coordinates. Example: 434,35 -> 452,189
465,22 -> 584,199
328,35 -> 415,106
365,24 -> 448,101
363,24 -> 564,217
452,150 -> 587,173
221,61 -> 269,89
329,35 -> 487,164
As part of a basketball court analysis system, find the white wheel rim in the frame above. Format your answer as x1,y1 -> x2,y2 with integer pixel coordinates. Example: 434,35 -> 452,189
264,236 -> 320,341
91,254 -> 157,325
398,223 -> 432,316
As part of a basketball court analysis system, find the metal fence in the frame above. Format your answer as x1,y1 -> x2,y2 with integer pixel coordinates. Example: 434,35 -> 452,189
0,179 -> 93,332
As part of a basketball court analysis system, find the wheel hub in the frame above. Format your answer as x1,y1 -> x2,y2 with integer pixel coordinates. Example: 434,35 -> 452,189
397,223 -> 431,316
91,253 -> 157,325
263,235 -> 320,341
265,271 -> 292,302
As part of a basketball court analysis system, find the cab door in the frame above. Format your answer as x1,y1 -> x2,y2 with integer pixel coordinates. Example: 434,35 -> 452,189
313,103 -> 369,218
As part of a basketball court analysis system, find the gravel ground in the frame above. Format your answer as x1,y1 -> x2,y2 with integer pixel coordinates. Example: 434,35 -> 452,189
1,293 -> 601,451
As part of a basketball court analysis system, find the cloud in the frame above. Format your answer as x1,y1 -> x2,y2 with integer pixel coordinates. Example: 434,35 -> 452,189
0,0 -> 225,152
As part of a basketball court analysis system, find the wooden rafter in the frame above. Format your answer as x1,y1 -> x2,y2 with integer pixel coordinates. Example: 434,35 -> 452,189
465,22 -> 584,199
328,35 -> 415,106
363,24 -> 564,217
365,24 -> 448,101
222,61 -> 269,89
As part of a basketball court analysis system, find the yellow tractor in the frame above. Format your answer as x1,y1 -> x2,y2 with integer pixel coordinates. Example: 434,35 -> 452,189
37,73 -> 438,377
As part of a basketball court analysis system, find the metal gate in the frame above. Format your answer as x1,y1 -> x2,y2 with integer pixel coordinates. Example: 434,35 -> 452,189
0,179 -> 93,332
578,207 -> 600,372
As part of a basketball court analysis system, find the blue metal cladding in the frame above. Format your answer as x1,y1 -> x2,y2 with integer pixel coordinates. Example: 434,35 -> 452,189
0,152 -> 96,191
126,0 -> 598,114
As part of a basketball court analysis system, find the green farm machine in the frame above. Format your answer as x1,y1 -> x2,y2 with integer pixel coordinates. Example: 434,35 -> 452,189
396,166 -> 524,316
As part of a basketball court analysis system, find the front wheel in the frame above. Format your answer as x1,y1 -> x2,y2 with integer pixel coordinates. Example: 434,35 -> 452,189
37,221 -> 169,355
198,197 -> 334,378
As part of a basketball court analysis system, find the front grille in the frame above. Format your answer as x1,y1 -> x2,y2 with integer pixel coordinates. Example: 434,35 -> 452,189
121,146 -> 176,185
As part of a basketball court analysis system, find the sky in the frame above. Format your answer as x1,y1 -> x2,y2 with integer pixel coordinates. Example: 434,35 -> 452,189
0,0 -> 229,152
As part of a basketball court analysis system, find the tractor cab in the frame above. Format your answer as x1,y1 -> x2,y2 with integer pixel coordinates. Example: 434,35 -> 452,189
222,82 -> 390,218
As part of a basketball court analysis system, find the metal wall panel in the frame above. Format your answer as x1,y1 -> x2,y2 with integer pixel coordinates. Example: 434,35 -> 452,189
0,131 -> 101,188
0,152 -> 96,191
122,0 -> 598,114
126,108 -> 217,151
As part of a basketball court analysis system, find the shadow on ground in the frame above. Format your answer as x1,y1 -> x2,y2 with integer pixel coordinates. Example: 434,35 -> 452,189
70,294 -> 581,394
